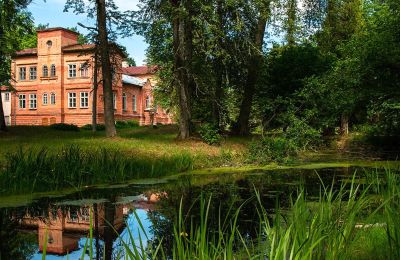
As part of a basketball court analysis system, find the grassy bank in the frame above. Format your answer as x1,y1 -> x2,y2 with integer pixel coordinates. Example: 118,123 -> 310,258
0,125 -> 248,169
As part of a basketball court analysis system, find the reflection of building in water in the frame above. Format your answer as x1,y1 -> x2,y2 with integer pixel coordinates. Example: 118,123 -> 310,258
20,203 -> 124,255
18,194 -> 159,256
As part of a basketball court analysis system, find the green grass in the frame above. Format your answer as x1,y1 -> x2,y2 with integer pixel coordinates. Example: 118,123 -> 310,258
0,125 -> 248,169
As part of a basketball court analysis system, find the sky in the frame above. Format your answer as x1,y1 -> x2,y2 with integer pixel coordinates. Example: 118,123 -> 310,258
28,0 -> 148,65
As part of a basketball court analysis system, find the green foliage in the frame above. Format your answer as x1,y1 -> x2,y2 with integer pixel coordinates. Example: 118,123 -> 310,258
248,137 -> 297,163
81,124 -> 106,131
115,120 -> 140,129
198,123 -> 222,145
49,123 -> 79,132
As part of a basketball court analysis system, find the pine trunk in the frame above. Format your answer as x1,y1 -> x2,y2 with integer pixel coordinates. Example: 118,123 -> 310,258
92,51 -> 98,132
96,0 -> 116,137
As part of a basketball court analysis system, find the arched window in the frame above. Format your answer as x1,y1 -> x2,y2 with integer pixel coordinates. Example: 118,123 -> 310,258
50,92 -> 56,105
122,93 -> 127,111
43,65 -> 48,77
50,64 -> 56,77
145,95 -> 151,110
43,93 -> 48,105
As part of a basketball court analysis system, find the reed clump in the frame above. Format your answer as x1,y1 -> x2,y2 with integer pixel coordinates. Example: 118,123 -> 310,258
0,146 -> 193,195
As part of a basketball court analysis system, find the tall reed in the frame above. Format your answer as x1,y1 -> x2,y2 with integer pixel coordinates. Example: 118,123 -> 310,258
0,146 -> 193,195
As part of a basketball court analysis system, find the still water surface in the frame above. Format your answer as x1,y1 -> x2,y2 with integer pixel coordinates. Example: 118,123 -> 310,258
0,166 -> 386,259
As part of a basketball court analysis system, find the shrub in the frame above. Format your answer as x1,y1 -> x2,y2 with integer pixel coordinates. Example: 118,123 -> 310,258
283,117 -> 321,150
50,123 -> 79,132
248,137 -> 297,164
81,124 -> 106,131
115,120 -> 129,129
198,123 -> 221,145
127,120 -> 139,128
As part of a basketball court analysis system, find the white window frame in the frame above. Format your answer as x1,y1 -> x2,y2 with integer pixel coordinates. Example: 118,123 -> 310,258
113,92 -> 117,109
68,64 -> 77,78
19,67 -> 26,81
50,92 -> 56,105
19,94 -> 26,109
43,65 -> 48,77
29,66 -> 37,80
43,93 -> 48,105
145,95 -> 151,110
122,93 -> 127,111
80,92 -> 89,108
132,95 -> 137,112
68,92 -> 77,108
80,63 -> 89,77
29,94 -> 37,109
50,64 -> 56,77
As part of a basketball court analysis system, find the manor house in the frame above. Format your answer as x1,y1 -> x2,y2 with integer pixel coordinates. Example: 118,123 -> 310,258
8,27 -> 172,126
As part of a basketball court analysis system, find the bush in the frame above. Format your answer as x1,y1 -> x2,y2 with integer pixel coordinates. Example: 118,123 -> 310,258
116,120 -> 140,129
283,118 -> 321,150
198,123 -> 221,145
81,124 -> 106,131
248,137 -> 297,164
50,123 -> 79,132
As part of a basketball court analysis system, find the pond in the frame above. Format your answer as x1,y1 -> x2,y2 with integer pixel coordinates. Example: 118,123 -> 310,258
0,166 -> 394,259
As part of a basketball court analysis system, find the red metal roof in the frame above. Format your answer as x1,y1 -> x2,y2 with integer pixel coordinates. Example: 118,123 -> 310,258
122,66 -> 157,76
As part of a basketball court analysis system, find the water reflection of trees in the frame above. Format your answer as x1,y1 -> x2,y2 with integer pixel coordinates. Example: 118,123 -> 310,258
146,168 -> 351,257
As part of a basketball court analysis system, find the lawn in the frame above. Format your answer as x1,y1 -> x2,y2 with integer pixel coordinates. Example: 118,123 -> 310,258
0,125 -> 249,169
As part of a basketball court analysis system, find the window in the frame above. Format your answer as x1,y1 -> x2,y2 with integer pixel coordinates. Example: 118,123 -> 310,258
29,66 -> 37,80
122,93 -> 127,111
19,67 -> 26,81
4,93 -> 10,102
29,94 -> 37,109
46,40 -> 52,48
19,94 -> 26,108
80,92 -> 89,108
132,95 -> 137,112
50,93 -> 56,105
50,64 -> 56,77
68,92 -> 77,108
68,64 -> 77,78
43,93 -> 48,105
145,95 -> 151,109
80,63 -> 89,77
111,66 -> 116,81
113,92 -> 117,109
43,65 -> 48,77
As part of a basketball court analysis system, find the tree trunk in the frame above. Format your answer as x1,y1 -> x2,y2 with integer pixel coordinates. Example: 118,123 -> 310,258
235,17 -> 268,136
96,0 -> 116,137
0,87 -> 7,132
286,0 -> 297,46
340,113 -> 349,135
92,51 -> 98,132
0,22 -> 7,132
212,0 -> 224,128
103,201 -> 115,260
172,0 -> 193,139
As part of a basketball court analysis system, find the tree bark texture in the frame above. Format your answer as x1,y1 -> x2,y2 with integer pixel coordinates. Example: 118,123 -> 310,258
0,23 -> 7,132
92,51 -> 98,132
235,15 -> 268,136
96,0 -> 117,137
340,113 -> 349,135
172,0 -> 193,139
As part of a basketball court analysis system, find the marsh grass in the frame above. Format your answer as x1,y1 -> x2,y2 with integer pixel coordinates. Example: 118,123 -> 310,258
0,146 -> 193,195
